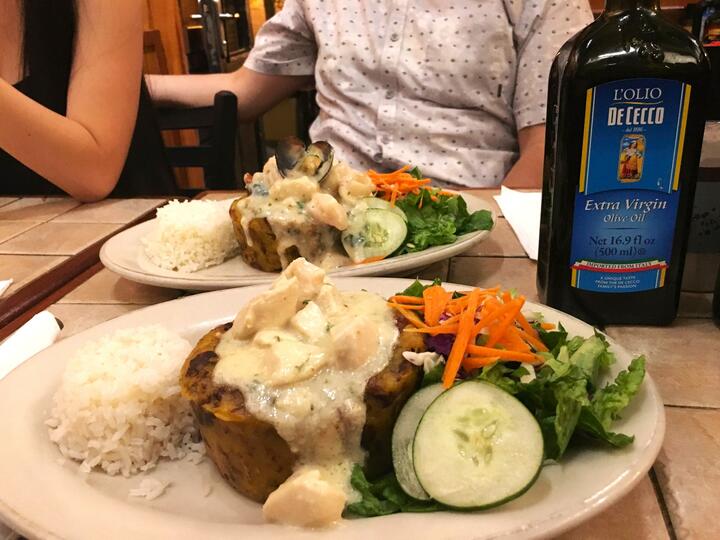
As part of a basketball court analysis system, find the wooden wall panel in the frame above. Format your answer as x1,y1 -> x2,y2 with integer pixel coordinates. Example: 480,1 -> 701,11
143,0 -> 188,74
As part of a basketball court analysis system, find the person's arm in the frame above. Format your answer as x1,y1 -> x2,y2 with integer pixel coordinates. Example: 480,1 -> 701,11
146,68 -> 312,122
0,0 -> 142,202
148,0 -> 316,122
503,124 -> 545,189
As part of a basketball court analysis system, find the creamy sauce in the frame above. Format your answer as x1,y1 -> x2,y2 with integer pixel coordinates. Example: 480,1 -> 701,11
212,259 -> 399,526
235,157 -> 374,269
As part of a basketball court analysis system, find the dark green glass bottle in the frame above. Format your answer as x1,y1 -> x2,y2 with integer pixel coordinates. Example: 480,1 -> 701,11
538,0 -> 710,326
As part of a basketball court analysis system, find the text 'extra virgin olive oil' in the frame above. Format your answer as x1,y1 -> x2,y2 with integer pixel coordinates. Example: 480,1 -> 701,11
538,0 -> 710,326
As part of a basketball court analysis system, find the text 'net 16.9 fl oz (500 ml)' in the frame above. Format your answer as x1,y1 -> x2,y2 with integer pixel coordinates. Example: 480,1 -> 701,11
538,0 -> 711,326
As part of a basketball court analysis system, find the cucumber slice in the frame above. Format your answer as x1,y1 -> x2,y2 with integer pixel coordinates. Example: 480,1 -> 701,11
413,381 -> 543,509
361,197 -> 408,222
341,208 -> 407,262
391,384 -> 445,500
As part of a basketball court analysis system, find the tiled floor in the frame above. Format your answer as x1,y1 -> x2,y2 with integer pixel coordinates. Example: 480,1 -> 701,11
0,197 -> 79,221
0,221 -> 41,244
48,302 -> 154,337
0,197 -> 167,307
464,217 -> 527,258
655,407 -> 720,539
52,198 -> 166,224
0,222 -> 118,255
464,188 -> 503,217
0,253 -> 68,295
558,476 -> 670,540
606,321 -> 720,408
449,256 -> 541,301
0,197 -> 19,208
58,268 -> 180,305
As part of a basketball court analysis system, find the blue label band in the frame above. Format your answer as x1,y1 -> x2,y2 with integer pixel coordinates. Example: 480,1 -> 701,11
569,78 -> 689,293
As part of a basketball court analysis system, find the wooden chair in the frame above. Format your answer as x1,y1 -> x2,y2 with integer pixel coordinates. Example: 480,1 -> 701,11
156,91 -> 239,189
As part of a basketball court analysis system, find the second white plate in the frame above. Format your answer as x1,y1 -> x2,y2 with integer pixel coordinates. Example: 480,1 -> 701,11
99,193 -> 495,290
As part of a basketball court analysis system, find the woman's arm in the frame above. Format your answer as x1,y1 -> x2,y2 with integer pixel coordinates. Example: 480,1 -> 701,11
146,68 -> 313,123
0,0 -> 142,202
502,124 -> 545,189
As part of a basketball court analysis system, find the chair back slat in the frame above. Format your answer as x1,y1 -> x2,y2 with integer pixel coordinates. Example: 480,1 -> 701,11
157,91 -> 238,189
164,146 -> 213,167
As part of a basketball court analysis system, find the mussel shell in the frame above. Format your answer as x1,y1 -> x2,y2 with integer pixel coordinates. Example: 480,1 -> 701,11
276,137 -> 334,182
275,136 -> 307,175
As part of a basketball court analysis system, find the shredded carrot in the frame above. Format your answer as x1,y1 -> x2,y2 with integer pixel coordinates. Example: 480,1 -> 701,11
516,311 -> 540,339
466,345 -> 540,363
440,313 -> 461,325
394,306 -> 427,329
387,283 -> 550,385
442,289 -> 481,388
472,299 -> 521,335
486,298 -> 525,348
367,164 -> 457,206
503,326 -> 532,353
387,302 -> 424,311
390,187 -> 399,206
405,324 -> 460,335
541,322 -> 556,330
517,327 -> 549,352
389,295 -> 425,304
361,255 -> 386,264
423,285 -> 452,326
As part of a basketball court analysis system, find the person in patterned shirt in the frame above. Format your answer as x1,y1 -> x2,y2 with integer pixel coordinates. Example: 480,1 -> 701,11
149,1 -> 593,188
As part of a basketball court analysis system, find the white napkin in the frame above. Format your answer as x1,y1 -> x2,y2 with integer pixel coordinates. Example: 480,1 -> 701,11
0,310 -> 62,538
0,311 -> 62,380
494,187 -> 542,260
0,279 -> 12,298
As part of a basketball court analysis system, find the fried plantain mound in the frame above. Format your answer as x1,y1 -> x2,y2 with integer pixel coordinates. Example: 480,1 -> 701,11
229,197 -> 286,273
180,320 -> 424,503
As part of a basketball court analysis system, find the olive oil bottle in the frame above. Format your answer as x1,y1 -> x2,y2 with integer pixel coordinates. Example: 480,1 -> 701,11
538,0 -> 710,326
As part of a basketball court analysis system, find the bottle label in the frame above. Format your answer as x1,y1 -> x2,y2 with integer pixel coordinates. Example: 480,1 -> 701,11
569,78 -> 690,293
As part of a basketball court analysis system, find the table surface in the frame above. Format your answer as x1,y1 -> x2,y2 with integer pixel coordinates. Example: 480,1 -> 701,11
1,192 -> 718,540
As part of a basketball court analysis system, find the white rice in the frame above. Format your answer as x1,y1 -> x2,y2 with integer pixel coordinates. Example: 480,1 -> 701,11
46,325 -> 203,477
129,478 -> 171,500
142,199 -> 239,273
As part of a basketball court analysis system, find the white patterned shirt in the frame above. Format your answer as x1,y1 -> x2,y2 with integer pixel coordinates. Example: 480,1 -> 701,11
245,0 -> 593,187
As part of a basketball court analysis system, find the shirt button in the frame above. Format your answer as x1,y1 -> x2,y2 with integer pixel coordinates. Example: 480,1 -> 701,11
390,33 -> 400,42
381,136 -> 390,144
385,90 -> 395,99
373,152 -> 383,162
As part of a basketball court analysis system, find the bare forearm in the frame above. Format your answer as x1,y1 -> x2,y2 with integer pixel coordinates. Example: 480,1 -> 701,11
503,124 -> 545,189
0,80 -> 130,201
145,72 -> 234,108
147,67 -> 313,122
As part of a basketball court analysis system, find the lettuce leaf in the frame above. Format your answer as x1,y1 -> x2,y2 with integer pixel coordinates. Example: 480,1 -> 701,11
587,355 -> 646,430
394,176 -> 493,254
482,331 -> 645,460
568,335 -> 608,389
576,408 -> 635,448
345,466 -> 442,517
399,278 -> 441,298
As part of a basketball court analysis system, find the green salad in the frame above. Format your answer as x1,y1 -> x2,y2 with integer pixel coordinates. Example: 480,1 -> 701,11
347,280 -> 647,517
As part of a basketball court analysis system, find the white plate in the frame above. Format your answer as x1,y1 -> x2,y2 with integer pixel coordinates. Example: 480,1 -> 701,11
0,278 -> 665,540
99,194 -> 495,290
